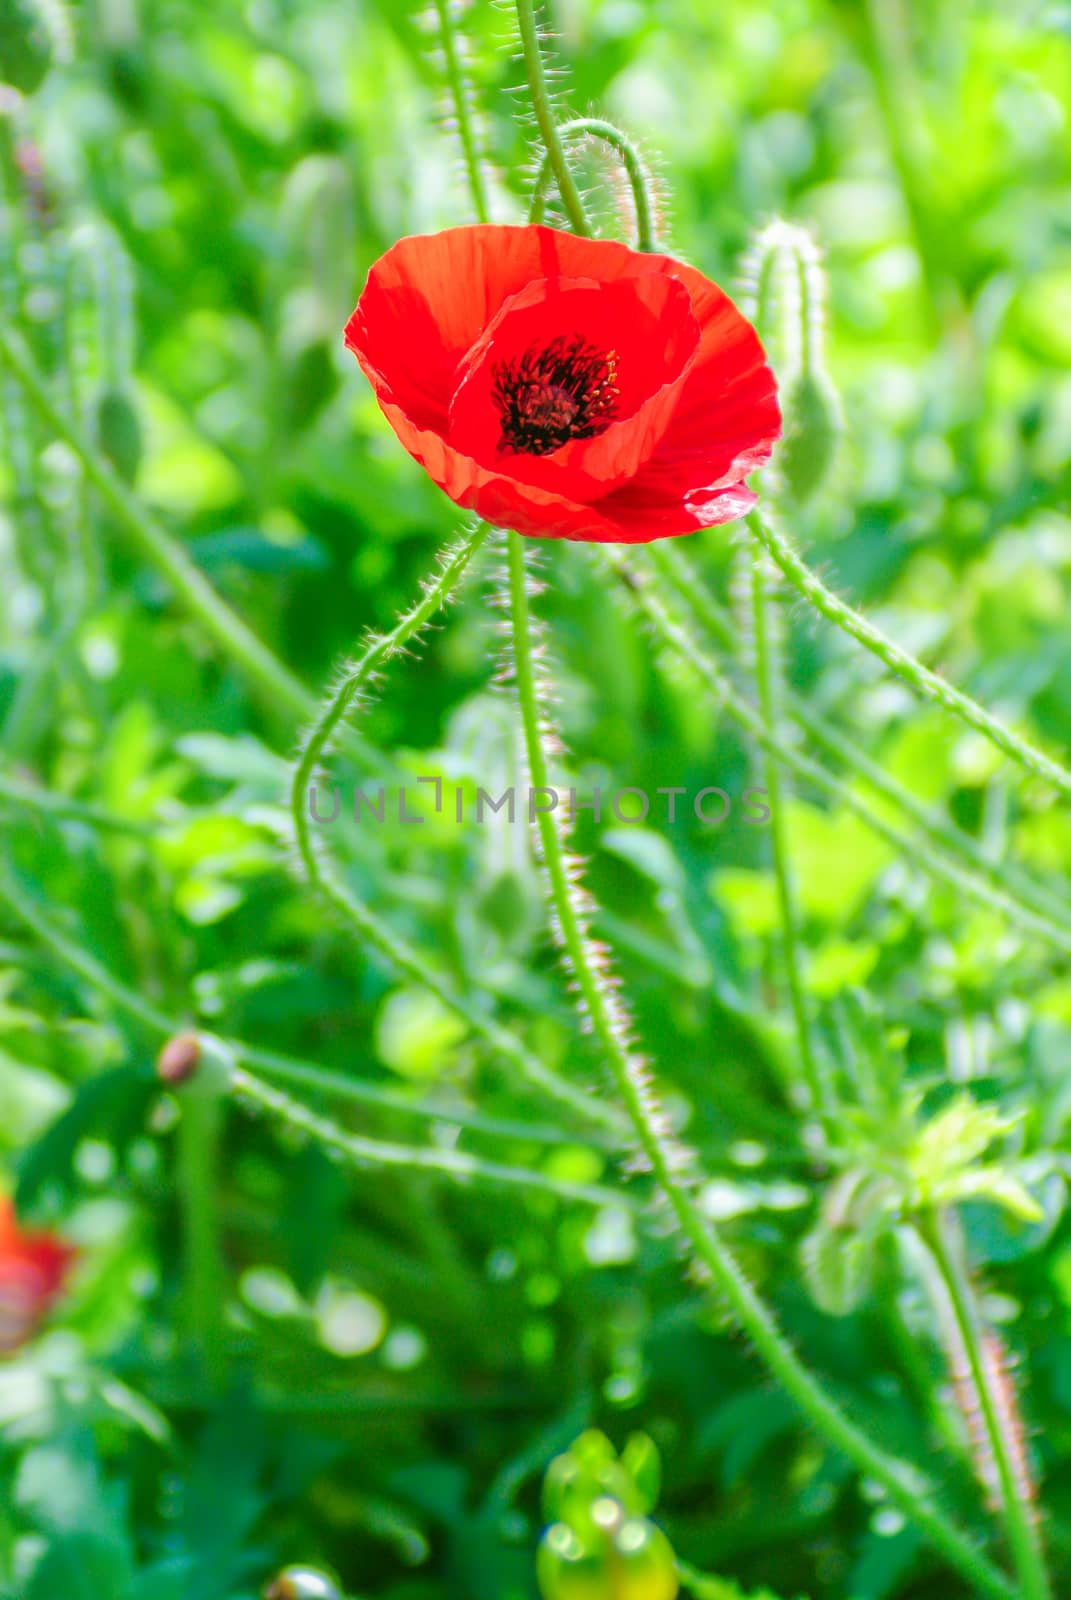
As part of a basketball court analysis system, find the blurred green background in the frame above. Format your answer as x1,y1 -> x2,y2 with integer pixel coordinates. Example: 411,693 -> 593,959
1,1 -> 1071,1598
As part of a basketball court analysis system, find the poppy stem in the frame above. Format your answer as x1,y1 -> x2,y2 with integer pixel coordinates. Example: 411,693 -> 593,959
505,526 -> 1015,1600
432,0 -> 491,225
646,540 -> 1071,946
529,118 -> 655,250
747,536 -> 829,1122
513,0 -> 591,236
919,1211 -> 1051,1600
288,521 -> 625,1136
0,317 -> 312,725
749,508 -> 1071,805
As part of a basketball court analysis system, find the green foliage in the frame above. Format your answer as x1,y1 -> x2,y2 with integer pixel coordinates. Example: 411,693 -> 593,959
0,2 -> 1070,1599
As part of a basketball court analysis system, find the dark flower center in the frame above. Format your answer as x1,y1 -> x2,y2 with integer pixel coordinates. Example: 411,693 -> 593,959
491,333 -> 619,456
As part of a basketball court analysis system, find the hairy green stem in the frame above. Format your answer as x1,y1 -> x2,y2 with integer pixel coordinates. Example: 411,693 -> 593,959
433,0 -> 491,224
505,532 -> 1012,1598
227,1063 -> 629,1208
648,539 -> 1071,944
920,1213 -> 1050,1600
628,547 -> 1071,955
176,1071 -> 227,1390
0,319 -> 311,722
514,0 -> 590,235
748,538 -> 825,1116
530,117 -> 654,248
750,509 -> 1071,806
289,523 -> 623,1135
0,862 -> 610,1148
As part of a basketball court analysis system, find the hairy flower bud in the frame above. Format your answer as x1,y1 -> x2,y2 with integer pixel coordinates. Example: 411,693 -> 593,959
778,368 -> 841,504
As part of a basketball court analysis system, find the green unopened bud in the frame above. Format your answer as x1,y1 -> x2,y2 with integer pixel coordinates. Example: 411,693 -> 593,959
537,1524 -> 607,1600
612,1519 -> 679,1600
0,0 -> 56,94
263,1567 -> 342,1600
96,386 -> 142,485
778,367 -> 840,503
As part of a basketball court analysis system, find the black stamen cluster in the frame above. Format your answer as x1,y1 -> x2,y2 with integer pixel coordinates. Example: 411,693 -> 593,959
492,333 -> 619,455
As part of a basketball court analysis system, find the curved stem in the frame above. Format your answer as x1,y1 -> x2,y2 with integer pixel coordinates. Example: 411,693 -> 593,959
648,539 -> 1071,943
626,547 -> 1071,955
514,0 -> 590,236
506,530 -> 1012,1599
433,0 -> 491,224
920,1212 -> 1050,1600
529,118 -> 654,249
0,861 -> 611,1148
290,524 -> 624,1136
750,509 -> 1071,807
0,318 -> 311,723
748,538 -> 826,1117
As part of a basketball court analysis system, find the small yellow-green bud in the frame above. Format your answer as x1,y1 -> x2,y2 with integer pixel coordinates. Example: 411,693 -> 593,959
778,368 -> 840,504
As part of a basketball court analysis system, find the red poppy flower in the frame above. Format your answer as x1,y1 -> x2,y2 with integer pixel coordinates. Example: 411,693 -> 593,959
0,1197 -> 76,1354
345,224 -> 780,544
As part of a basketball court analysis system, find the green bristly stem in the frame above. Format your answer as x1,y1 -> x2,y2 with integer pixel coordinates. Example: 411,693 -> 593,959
0,319 -> 311,724
749,509 -> 1071,807
514,0 -> 591,236
748,538 -> 826,1117
433,0 -> 491,224
0,862 -> 613,1151
629,546 -> 1071,955
228,1065 -> 630,1208
176,1067 -> 227,1391
505,530 -> 1013,1599
920,1212 -> 1051,1600
289,522 -> 625,1137
529,118 -> 655,249
647,539 -> 1071,945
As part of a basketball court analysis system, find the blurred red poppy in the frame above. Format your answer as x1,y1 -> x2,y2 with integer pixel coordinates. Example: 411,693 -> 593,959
345,224 -> 780,543
0,1197 -> 76,1354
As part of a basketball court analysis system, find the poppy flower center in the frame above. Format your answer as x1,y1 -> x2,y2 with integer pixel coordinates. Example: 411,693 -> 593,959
491,333 -> 619,456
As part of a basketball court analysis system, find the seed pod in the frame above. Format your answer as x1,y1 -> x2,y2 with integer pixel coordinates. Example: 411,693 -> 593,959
0,0 -> 55,95
778,367 -> 840,504
263,1568 -> 343,1600
96,386 -> 142,485
156,1033 -> 201,1088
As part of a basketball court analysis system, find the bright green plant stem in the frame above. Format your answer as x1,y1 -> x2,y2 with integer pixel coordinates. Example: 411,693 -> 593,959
0,862 -> 609,1150
627,547 -> 1071,955
228,1063 -> 629,1207
0,318 -> 312,722
749,509 -> 1071,805
176,1068 -> 227,1391
920,1213 -> 1051,1600
529,118 -> 655,249
648,539 -> 1071,943
748,537 -> 825,1118
289,522 -> 624,1136
433,0 -> 491,224
505,531 -> 1013,1598
514,0 -> 590,236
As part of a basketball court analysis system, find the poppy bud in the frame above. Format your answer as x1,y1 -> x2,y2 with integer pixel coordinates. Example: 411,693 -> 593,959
0,0 -> 55,95
263,1567 -> 343,1600
156,1032 -> 201,1087
778,367 -> 840,505
96,387 -> 142,485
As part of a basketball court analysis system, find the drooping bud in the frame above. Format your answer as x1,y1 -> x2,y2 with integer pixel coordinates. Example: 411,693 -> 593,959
743,219 -> 841,504
263,1567 -> 343,1600
156,1032 -> 201,1088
